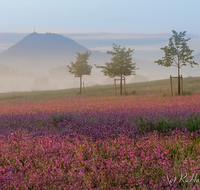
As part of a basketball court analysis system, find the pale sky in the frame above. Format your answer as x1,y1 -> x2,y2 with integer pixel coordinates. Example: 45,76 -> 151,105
1,0 -> 200,34
1,0 -> 200,61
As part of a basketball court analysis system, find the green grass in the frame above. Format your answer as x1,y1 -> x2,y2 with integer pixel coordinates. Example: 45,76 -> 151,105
0,76 -> 200,100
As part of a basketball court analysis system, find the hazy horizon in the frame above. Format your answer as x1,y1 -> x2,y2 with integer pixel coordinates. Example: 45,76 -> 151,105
0,32 -> 200,61
0,0 -> 199,92
0,31 -> 199,93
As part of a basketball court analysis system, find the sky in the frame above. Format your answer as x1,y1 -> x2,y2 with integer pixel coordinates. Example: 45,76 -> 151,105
0,0 -> 200,61
1,0 -> 200,34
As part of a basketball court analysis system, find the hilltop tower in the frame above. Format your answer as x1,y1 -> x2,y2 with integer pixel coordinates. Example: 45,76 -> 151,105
33,27 -> 37,33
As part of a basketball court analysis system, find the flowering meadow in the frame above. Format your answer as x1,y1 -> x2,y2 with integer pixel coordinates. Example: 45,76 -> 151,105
1,93 -> 200,189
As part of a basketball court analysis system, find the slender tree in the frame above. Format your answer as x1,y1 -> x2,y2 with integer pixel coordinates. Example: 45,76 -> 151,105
95,43 -> 138,95
155,30 -> 198,95
67,51 -> 92,94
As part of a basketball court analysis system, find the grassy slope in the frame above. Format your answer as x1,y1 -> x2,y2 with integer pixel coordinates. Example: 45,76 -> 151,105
0,76 -> 200,100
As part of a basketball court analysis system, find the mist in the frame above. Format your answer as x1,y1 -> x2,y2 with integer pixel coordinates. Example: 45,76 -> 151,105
0,62 -> 198,93
0,62 -> 179,93
0,32 -> 199,93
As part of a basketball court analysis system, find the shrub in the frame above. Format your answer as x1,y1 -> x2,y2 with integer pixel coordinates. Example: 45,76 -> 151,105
131,89 -> 137,95
163,93 -> 167,97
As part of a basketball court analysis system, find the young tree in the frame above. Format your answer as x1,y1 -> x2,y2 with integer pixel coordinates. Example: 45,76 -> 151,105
155,30 -> 198,95
67,51 -> 92,94
95,43 -> 138,95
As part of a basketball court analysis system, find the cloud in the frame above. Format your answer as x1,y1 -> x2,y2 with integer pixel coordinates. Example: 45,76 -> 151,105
62,32 -> 198,40
90,44 -> 169,52
62,32 -> 172,40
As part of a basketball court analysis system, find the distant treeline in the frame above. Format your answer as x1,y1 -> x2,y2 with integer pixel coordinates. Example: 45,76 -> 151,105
0,64 -> 19,75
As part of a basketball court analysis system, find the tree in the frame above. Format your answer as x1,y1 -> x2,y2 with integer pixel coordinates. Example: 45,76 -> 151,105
67,51 -> 92,94
155,30 -> 198,95
95,43 -> 138,95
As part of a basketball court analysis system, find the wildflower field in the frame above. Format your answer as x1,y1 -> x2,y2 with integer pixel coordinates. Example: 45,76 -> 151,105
1,93 -> 200,189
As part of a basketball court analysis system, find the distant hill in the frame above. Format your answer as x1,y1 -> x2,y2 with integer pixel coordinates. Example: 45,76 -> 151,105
0,32 -> 111,73
0,32 -> 158,76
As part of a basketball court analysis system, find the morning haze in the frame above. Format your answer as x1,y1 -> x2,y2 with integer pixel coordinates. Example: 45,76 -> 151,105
0,31 -> 199,93
0,0 -> 200,92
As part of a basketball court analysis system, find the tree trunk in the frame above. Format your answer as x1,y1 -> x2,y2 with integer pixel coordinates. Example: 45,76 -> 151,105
80,76 -> 82,94
177,54 -> 180,95
120,74 -> 122,95
178,65 -> 180,96
178,73 -> 180,95
74,74 -> 75,88
123,77 -> 126,95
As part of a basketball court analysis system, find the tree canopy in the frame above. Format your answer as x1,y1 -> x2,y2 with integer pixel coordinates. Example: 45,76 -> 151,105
155,30 -> 198,95
95,43 -> 138,78
155,30 -> 198,68
67,51 -> 92,77
67,51 -> 92,94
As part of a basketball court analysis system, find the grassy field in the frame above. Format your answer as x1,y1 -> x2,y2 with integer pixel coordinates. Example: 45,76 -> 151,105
0,76 -> 200,100
1,76 -> 200,189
